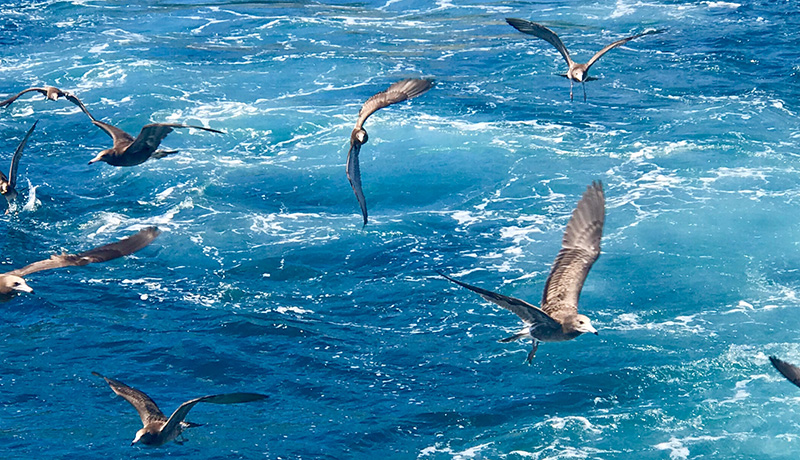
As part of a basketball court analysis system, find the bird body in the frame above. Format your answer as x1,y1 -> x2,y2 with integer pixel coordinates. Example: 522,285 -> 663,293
506,18 -> 663,101
770,356 -> 800,389
0,120 -> 37,212
61,96 -> 222,166
93,372 -> 268,447
441,181 -> 605,363
346,77 -> 433,225
0,227 -> 160,300
0,86 -> 71,107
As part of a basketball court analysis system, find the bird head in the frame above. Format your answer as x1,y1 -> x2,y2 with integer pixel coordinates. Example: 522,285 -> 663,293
1,275 -> 33,294
569,314 -> 598,335
131,428 -> 156,446
88,149 -> 112,165
571,68 -> 586,82
351,128 -> 368,146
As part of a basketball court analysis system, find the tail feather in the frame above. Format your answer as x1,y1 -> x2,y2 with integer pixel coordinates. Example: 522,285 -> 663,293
181,421 -> 203,428
499,331 -> 527,343
152,149 -> 179,159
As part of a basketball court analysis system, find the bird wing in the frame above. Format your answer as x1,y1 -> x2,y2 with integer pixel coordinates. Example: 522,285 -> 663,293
585,29 -> 663,70
64,93 -> 98,122
354,78 -> 433,130
126,123 -> 222,157
346,141 -> 368,225
160,393 -> 268,439
93,372 -> 167,425
439,272 -> 561,328
541,181 -> 605,317
8,226 -> 160,277
0,87 -> 51,108
770,356 -> 800,389
90,118 -> 135,149
8,120 -> 38,190
506,18 -> 573,67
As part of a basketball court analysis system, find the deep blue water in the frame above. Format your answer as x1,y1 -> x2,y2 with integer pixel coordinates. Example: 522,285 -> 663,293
2,0 -> 800,458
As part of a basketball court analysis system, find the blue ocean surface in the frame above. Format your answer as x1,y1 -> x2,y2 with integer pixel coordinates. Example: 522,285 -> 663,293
2,0 -> 800,458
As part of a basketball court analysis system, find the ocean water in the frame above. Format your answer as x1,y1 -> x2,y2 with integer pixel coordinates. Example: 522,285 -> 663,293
1,0 -> 800,458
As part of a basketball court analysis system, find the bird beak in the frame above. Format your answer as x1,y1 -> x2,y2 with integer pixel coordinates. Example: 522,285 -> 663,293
14,282 -> 33,294
88,153 -> 103,165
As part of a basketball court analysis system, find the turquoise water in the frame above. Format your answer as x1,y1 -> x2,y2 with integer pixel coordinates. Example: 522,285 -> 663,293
2,0 -> 800,458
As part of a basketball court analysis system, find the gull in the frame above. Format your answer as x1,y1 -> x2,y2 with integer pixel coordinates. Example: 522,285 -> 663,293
770,356 -> 800,389
506,18 -> 663,101
347,78 -> 433,225
0,120 -> 37,213
68,99 -> 223,166
0,85 -> 82,108
441,181 -> 605,363
93,372 -> 268,447
0,227 -> 160,300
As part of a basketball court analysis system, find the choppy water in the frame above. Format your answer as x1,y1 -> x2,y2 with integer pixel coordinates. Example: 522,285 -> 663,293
2,0 -> 800,458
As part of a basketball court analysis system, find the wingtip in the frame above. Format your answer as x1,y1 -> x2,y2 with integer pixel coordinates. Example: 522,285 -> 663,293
141,226 -> 161,238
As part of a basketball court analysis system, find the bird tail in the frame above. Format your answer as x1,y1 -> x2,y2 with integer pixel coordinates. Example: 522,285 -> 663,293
152,149 -> 179,159
181,421 -> 203,428
499,331 -> 527,343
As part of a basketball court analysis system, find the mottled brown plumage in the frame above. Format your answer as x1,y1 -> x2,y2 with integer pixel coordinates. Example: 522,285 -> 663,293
770,356 -> 800,389
346,78 -> 433,225
68,99 -> 223,166
441,182 -> 604,363
93,372 -> 268,447
0,227 -> 160,300
506,18 -> 663,101
0,120 -> 37,213
0,86 -> 71,107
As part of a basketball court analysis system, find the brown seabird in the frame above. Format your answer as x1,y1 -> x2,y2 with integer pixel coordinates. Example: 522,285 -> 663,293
0,85 -> 78,107
68,99 -> 223,166
93,372 -> 268,447
506,18 -> 663,101
441,181 -> 605,363
0,226 -> 160,300
770,356 -> 800,388
1,120 -> 37,213
347,78 -> 433,225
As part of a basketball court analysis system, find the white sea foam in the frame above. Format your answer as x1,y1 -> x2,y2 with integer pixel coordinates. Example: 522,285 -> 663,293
704,1 -> 741,8
21,179 -> 40,213
655,435 -> 725,459
419,442 -> 493,459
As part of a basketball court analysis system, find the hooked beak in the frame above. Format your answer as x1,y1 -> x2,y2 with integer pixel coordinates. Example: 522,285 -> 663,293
88,153 -> 104,165
14,282 -> 33,294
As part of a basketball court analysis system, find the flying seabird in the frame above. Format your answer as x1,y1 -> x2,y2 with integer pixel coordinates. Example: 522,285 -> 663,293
0,226 -> 160,300
506,18 -> 663,101
0,85 -> 83,108
770,356 -> 800,389
347,77 -> 433,225
1,120 -> 37,213
441,181 -> 605,363
68,100 -> 223,166
93,372 -> 268,447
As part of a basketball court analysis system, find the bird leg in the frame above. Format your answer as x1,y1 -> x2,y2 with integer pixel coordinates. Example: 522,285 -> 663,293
525,340 -> 540,365
569,80 -> 574,102
582,81 -> 587,102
